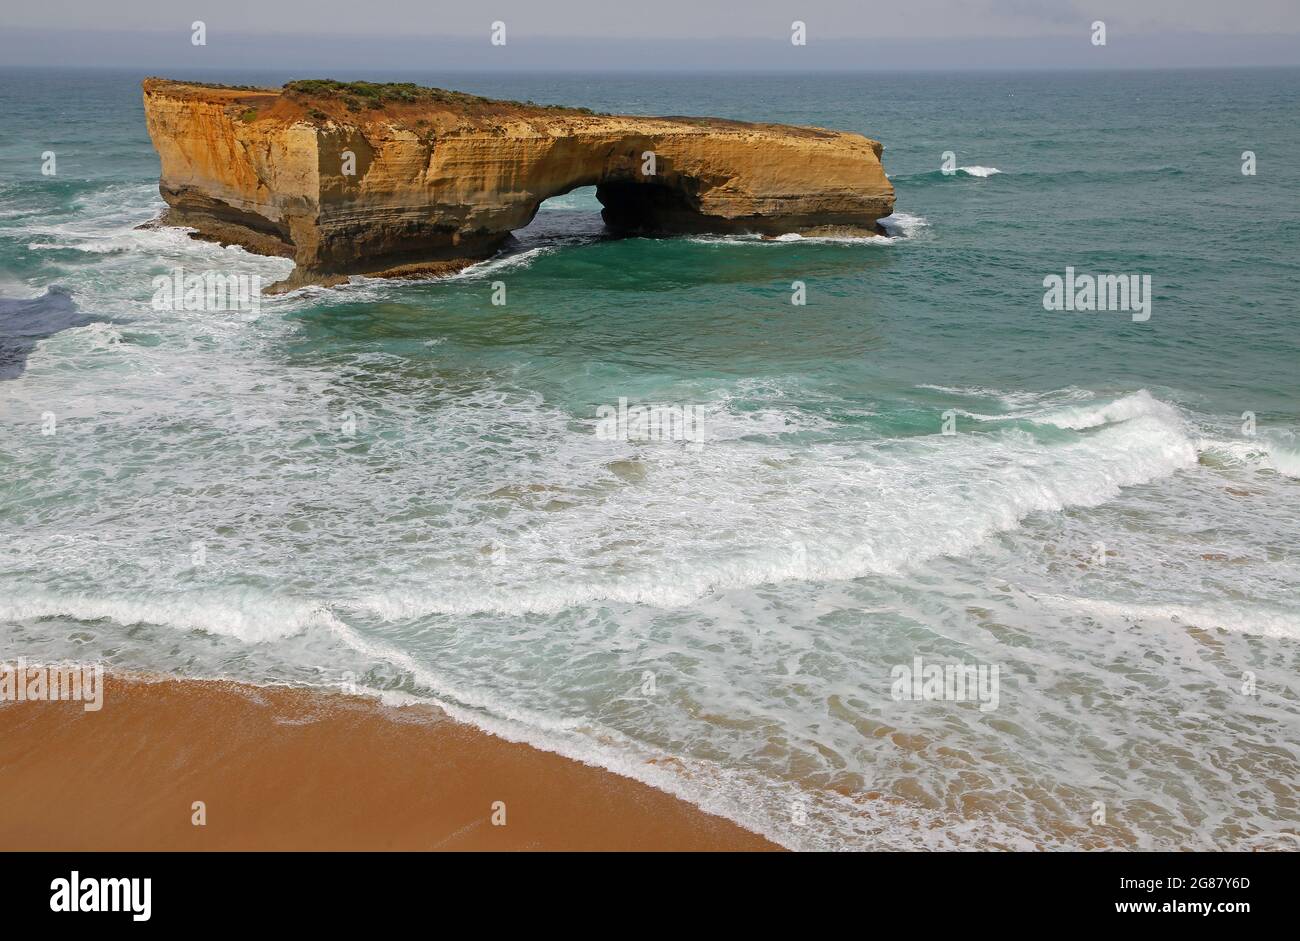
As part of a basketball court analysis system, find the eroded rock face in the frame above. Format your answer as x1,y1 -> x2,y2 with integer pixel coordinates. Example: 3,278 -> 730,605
142,79 -> 895,290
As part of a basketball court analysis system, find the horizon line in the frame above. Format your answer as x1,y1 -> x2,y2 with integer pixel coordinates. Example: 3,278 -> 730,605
8,63 -> 1300,74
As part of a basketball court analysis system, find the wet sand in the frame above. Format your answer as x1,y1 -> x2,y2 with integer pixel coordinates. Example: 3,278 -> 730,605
0,674 -> 779,851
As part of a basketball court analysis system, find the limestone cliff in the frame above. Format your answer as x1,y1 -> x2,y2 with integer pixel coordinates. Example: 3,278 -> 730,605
142,78 -> 895,290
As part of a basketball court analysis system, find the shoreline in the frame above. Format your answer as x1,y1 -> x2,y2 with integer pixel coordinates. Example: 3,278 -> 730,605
0,672 -> 780,851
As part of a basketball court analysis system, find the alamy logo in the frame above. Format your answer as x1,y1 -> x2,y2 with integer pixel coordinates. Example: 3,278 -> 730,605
1042,267 -> 1151,322
50,871 -> 151,921
151,267 -> 262,314
890,656 -> 1000,712
596,397 -> 707,446
0,659 -> 103,711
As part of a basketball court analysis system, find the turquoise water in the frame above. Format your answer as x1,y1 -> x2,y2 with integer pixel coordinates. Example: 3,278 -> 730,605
1,68 -> 1297,849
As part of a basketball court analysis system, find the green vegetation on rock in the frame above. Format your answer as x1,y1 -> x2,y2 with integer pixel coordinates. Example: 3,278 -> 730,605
282,79 -> 604,114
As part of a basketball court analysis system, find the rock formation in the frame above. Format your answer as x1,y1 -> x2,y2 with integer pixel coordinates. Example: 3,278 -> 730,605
142,79 -> 895,291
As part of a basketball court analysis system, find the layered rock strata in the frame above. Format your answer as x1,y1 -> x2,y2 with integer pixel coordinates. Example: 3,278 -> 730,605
142,78 -> 895,290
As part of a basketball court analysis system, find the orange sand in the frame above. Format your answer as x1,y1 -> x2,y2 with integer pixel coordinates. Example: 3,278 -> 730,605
0,675 -> 779,851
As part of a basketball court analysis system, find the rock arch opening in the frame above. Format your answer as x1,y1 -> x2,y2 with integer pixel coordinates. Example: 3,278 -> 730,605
509,173 -> 710,247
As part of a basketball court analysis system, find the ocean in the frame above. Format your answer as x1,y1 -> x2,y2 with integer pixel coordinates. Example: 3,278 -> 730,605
0,67 -> 1296,850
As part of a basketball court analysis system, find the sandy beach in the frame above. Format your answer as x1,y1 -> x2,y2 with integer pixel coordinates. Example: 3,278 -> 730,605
0,674 -> 779,851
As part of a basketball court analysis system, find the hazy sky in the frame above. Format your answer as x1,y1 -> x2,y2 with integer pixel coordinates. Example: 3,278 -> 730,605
2,1 -> 1298,69
4,0 -> 1299,37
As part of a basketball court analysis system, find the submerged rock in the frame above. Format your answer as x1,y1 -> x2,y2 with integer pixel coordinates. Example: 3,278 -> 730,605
0,286 -> 99,380
142,78 -> 895,291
